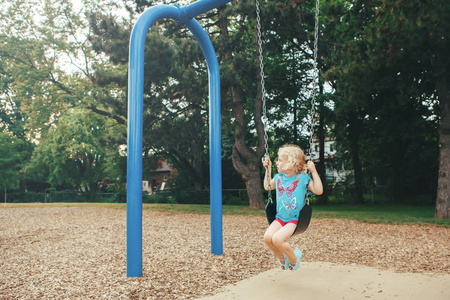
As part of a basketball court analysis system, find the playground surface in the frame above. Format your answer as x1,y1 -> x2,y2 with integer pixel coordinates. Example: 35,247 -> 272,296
0,205 -> 449,299
198,261 -> 450,300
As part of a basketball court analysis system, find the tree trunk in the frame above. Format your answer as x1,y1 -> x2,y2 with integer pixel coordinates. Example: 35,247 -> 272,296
292,52 -> 299,145
435,70 -> 450,218
348,114 -> 364,204
19,173 -> 26,192
317,86 -> 328,204
192,140 -> 205,190
191,110 -> 206,190
217,6 -> 266,209
232,148 -> 266,209
230,82 -> 266,209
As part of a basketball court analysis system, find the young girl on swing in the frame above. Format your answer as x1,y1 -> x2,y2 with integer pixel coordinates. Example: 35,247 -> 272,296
262,144 -> 323,270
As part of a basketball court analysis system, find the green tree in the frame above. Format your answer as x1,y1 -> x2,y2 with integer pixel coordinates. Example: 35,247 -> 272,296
27,109 -> 119,200
0,0 -> 127,137
1,0 -> 128,194
0,133 -> 26,202
324,0 -> 447,211
1,53 -> 36,192
140,30 -> 209,190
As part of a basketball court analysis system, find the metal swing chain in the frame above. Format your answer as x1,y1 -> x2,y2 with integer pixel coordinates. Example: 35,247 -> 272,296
308,0 -> 320,161
256,0 -> 272,204
257,0 -> 320,206
256,0 -> 268,159
306,0 -> 321,205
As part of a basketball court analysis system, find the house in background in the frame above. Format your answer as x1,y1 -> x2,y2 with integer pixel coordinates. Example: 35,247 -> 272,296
142,160 -> 176,194
310,138 -> 350,182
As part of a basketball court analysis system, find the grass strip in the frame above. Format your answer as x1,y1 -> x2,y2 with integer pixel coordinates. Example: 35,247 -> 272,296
1,202 -> 448,227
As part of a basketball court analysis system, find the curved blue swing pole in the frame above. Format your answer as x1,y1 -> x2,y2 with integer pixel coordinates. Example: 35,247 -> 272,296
127,0 -> 232,277
184,18 -> 223,256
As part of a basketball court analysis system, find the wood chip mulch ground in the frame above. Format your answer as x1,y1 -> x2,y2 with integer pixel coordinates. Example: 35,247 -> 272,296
0,206 -> 448,299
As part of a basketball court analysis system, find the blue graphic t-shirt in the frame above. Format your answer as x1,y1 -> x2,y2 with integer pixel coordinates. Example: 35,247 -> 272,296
274,173 -> 310,222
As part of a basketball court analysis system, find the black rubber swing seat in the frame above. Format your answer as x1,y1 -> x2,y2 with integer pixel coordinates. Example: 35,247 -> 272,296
265,199 -> 312,236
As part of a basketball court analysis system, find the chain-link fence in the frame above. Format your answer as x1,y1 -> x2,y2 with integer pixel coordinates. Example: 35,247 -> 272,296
4,189 -> 250,205
5,186 -> 432,205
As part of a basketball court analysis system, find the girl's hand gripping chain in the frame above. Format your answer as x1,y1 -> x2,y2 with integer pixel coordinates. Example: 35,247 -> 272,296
306,161 -> 317,174
262,156 -> 274,191
262,155 -> 271,170
305,161 -> 323,195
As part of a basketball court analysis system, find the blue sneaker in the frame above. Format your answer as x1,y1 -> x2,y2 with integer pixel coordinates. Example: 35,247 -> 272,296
289,249 -> 302,271
280,254 -> 290,270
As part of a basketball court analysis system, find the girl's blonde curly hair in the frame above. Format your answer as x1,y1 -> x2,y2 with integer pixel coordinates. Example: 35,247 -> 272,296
278,144 -> 306,174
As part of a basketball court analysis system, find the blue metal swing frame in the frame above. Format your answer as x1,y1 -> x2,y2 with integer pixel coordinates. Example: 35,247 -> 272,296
127,0 -> 234,277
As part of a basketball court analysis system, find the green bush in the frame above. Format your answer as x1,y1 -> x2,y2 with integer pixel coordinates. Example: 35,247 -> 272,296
142,192 -> 174,204
6,192 -> 46,203
169,188 -> 209,204
222,190 -> 248,205
113,187 -> 127,203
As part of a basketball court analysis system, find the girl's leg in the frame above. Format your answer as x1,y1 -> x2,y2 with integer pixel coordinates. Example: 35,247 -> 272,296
271,223 -> 297,264
263,221 -> 285,261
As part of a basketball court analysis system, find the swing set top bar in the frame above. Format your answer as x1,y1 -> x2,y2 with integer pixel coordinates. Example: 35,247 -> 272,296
176,0 -> 234,24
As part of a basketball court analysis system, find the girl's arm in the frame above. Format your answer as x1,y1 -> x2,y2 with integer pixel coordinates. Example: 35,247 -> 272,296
306,161 -> 323,195
263,157 -> 276,190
